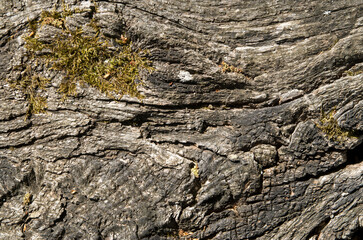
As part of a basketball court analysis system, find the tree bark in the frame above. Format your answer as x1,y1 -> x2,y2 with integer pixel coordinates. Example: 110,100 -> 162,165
0,0 -> 362,239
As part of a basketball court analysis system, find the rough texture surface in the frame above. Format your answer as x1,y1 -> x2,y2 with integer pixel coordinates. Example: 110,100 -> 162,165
1,0 -> 363,239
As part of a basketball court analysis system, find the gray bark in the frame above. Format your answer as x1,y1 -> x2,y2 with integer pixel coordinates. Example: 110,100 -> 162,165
0,0 -> 362,239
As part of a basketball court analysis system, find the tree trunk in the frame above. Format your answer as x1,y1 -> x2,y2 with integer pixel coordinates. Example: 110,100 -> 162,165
0,0 -> 362,239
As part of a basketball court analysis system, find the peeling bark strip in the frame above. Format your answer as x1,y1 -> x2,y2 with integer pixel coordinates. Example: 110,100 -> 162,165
0,0 -> 362,239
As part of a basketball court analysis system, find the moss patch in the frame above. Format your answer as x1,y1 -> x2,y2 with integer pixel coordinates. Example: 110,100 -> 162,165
344,70 -> 363,76
10,3 -> 153,117
191,163 -> 199,178
316,107 -> 354,142
9,65 -> 50,115
22,192 -> 32,206
220,61 -> 244,74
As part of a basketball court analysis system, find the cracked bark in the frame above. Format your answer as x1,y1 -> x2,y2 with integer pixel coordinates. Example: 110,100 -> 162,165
0,0 -> 362,239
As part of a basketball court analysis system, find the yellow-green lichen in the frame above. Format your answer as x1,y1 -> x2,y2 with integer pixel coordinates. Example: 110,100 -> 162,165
10,4 -> 153,117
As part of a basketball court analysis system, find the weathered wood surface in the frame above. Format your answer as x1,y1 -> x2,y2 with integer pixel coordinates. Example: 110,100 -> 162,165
0,0 -> 362,239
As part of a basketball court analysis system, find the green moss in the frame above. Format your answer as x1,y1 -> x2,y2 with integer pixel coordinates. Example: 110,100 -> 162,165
23,192 -> 32,206
45,30 -> 152,99
24,36 -> 45,52
28,18 -> 38,34
316,107 -> 354,142
38,3 -> 74,29
12,5 -> 153,117
220,61 -> 244,74
87,18 -> 101,33
8,66 -> 50,116
191,163 -> 199,178
344,70 -> 363,76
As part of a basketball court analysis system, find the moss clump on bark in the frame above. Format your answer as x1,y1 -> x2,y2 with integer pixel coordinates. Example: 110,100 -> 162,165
316,107 -> 355,142
191,163 -> 199,178
220,61 -> 244,74
10,3 -> 153,117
